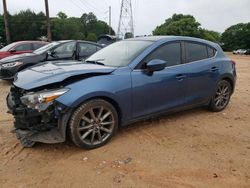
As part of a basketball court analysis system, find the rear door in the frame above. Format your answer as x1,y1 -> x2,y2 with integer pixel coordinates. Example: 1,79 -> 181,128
184,41 -> 220,105
131,42 -> 189,118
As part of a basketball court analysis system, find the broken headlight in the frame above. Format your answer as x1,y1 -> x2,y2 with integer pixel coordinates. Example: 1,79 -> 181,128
20,88 -> 69,111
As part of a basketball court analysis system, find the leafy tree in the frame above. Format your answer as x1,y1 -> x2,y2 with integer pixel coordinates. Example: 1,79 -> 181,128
57,12 -> 67,19
86,33 -> 97,42
124,32 -> 134,39
152,14 -> 221,42
199,29 -> 221,42
0,10 -> 115,43
9,9 -> 46,41
80,12 -> 114,38
51,15 -> 85,40
153,14 -> 201,37
221,23 -> 250,51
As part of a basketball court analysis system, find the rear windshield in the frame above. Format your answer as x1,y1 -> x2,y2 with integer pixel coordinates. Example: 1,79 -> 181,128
33,42 -> 60,54
0,43 -> 17,51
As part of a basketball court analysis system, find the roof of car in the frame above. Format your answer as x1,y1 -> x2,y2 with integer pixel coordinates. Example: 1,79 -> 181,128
56,40 -> 102,46
127,36 -> 169,41
12,41 -> 48,44
127,35 -> 219,48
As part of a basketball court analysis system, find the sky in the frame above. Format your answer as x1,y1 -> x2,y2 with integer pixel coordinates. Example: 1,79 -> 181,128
0,0 -> 249,36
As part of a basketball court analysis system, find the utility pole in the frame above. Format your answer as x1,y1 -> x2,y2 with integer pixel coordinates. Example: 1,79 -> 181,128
44,0 -> 52,41
2,0 -> 11,44
117,0 -> 134,39
109,6 -> 111,35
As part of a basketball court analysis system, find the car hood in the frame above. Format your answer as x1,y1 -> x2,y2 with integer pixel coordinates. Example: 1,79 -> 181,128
14,61 -> 116,90
0,53 -> 37,63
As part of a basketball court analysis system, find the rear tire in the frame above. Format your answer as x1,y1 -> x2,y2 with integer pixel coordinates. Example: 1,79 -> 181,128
69,99 -> 118,149
209,80 -> 232,112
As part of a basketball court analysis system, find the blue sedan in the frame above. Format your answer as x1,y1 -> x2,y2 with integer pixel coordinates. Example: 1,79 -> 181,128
7,36 -> 236,149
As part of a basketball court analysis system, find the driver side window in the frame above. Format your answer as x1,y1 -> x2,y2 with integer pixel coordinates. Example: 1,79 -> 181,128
53,42 -> 76,58
139,42 -> 181,69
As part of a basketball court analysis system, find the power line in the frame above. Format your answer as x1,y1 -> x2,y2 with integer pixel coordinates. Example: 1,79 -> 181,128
78,0 -> 103,14
102,0 -> 109,7
69,0 -> 86,12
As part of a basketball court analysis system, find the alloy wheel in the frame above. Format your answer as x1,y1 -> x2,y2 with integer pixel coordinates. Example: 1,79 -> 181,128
214,83 -> 231,110
77,106 -> 115,145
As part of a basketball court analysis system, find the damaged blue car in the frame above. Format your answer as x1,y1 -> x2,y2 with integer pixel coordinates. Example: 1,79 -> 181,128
7,36 -> 236,149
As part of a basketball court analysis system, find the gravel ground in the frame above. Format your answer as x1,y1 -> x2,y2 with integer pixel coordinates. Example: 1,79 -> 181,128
0,54 -> 249,188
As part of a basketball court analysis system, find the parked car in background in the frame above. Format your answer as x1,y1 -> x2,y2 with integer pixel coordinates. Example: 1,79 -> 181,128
0,40 -> 103,80
97,34 -> 117,46
245,49 -> 250,55
7,36 -> 236,149
233,49 -> 247,55
0,41 -> 48,59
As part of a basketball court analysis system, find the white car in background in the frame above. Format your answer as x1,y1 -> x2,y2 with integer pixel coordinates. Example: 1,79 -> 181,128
233,49 -> 247,55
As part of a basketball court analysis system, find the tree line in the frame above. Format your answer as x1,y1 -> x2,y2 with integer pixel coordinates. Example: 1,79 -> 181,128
153,14 -> 250,51
0,11 -> 249,51
0,9 -> 114,43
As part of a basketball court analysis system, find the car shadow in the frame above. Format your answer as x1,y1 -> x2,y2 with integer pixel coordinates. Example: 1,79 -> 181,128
0,79 -> 12,86
31,107 -> 209,153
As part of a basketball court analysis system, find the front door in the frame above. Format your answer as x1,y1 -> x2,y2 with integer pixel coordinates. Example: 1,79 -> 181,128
47,41 -> 76,61
131,42 -> 189,118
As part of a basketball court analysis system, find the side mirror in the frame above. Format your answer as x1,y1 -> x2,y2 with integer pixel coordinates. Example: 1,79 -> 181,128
47,50 -> 56,57
9,49 -> 16,53
146,59 -> 166,72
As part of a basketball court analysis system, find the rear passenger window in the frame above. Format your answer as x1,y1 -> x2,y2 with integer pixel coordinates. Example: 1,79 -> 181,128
185,42 -> 208,63
33,43 -> 45,50
207,46 -> 216,58
142,42 -> 181,68
78,43 -> 97,57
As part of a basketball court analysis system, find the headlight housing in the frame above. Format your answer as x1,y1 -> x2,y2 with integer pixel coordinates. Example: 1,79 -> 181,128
2,61 -> 24,68
20,88 -> 69,111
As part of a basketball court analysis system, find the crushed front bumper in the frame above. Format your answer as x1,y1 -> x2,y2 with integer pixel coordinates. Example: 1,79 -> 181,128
7,86 -> 72,144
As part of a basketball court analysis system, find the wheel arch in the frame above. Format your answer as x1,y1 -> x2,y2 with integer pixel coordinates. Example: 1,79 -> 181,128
60,94 -> 123,142
220,74 -> 235,92
80,96 -> 123,125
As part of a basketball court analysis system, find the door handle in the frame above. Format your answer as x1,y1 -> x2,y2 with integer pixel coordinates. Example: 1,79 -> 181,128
211,66 -> 219,72
176,74 -> 186,81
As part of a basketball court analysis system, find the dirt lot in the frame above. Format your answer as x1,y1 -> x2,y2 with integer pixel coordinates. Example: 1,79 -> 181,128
0,54 -> 249,188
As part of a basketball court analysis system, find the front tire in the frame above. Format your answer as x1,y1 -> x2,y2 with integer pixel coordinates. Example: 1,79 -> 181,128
209,80 -> 232,112
69,99 -> 118,149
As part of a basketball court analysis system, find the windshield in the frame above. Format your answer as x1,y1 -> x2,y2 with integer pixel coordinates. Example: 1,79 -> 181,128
86,40 -> 153,67
33,42 -> 60,54
0,42 -> 17,51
